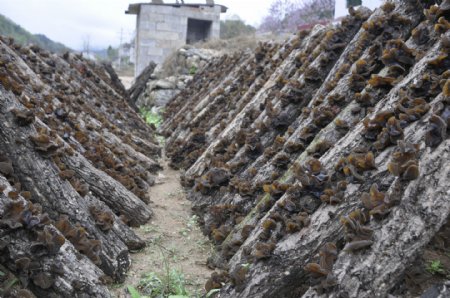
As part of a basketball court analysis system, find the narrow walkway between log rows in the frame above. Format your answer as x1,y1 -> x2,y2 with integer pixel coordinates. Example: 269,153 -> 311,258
112,156 -> 213,297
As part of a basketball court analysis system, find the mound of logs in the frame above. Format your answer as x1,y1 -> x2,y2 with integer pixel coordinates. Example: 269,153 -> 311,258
0,36 -> 161,297
160,1 -> 450,297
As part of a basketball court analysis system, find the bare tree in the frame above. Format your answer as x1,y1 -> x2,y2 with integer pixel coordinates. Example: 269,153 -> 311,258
82,34 -> 91,56
260,0 -> 299,32
260,0 -> 335,33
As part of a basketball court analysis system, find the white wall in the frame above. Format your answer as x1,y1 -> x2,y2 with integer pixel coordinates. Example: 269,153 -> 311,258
334,0 -> 382,18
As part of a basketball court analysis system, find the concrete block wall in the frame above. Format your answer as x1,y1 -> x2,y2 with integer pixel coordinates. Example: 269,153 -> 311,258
135,4 -> 222,76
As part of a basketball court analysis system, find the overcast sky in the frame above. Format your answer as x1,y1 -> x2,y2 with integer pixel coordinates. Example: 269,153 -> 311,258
0,0 -> 274,50
0,0 -> 381,51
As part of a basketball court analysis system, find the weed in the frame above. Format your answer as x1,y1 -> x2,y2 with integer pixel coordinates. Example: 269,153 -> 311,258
141,225 -> 160,234
127,285 -> 143,298
111,283 -> 125,289
148,234 -> 164,246
156,135 -> 166,146
179,215 -> 199,238
187,215 -> 199,227
140,108 -> 163,128
166,245 -> 178,258
0,276 -> 19,296
127,243 -> 190,298
167,189 -> 184,198
426,260 -> 446,275
136,269 -> 189,298
189,66 -> 198,75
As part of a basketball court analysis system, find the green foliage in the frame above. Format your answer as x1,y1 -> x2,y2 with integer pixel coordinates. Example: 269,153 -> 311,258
220,18 -> 256,39
179,215 -> 199,237
426,260 -> 446,275
127,242 -> 191,298
140,108 -> 163,128
189,66 -> 198,75
128,285 -> 145,298
0,13 -> 69,53
136,269 -> 189,298
107,45 -> 119,62
0,276 -> 19,296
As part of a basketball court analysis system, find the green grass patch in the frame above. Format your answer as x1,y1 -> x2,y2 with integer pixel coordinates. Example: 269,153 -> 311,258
189,66 -> 198,75
132,269 -> 189,298
140,108 -> 163,128
126,243 -> 194,298
426,260 -> 446,275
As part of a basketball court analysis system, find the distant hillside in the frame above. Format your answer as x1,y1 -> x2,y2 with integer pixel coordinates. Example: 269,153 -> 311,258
0,13 -> 69,53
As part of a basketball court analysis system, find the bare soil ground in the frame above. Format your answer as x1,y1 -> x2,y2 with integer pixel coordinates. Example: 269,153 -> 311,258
112,158 -> 213,297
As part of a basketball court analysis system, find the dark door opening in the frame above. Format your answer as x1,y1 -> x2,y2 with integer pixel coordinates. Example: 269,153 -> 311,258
186,18 -> 212,44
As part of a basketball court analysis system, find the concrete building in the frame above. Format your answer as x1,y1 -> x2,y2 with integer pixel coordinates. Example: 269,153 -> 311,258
126,1 -> 227,77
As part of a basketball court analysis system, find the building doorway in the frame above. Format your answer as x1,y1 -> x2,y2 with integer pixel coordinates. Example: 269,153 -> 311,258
186,18 -> 212,44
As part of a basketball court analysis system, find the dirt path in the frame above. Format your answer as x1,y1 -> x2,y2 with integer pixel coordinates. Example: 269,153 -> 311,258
112,158 -> 213,297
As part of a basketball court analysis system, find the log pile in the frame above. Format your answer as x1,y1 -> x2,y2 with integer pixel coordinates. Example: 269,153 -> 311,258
160,1 -> 450,297
0,36 -> 161,297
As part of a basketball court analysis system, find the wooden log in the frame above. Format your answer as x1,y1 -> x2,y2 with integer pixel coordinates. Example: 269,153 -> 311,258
184,25 -> 327,179
127,61 -> 157,111
221,11 -> 449,296
0,175 -> 111,297
0,61 -> 150,283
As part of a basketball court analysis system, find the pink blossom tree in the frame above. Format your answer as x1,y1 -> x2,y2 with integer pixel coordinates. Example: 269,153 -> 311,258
260,0 -> 335,33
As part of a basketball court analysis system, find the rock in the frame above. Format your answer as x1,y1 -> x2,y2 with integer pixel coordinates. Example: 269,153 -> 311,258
129,44 -> 220,109
137,89 -> 180,108
177,81 -> 186,90
155,79 -> 176,90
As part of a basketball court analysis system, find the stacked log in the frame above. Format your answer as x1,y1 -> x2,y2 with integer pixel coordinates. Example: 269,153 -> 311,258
161,1 -> 450,297
127,61 -> 157,110
0,36 -> 161,297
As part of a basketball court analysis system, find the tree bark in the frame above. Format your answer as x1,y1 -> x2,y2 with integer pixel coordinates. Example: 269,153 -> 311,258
0,176 -> 112,298
127,62 -> 157,111
160,2 -> 449,298
0,36 -> 159,288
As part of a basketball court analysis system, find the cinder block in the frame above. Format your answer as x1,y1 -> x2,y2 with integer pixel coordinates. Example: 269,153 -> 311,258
148,54 -> 164,64
151,31 -> 180,40
163,15 -> 184,25
147,47 -> 163,56
148,13 -> 164,22
156,22 -> 172,31
139,40 -> 156,47
153,5 -> 174,15
140,29 -> 158,40
140,21 -> 156,30
156,40 -> 173,48
135,3 -> 224,72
